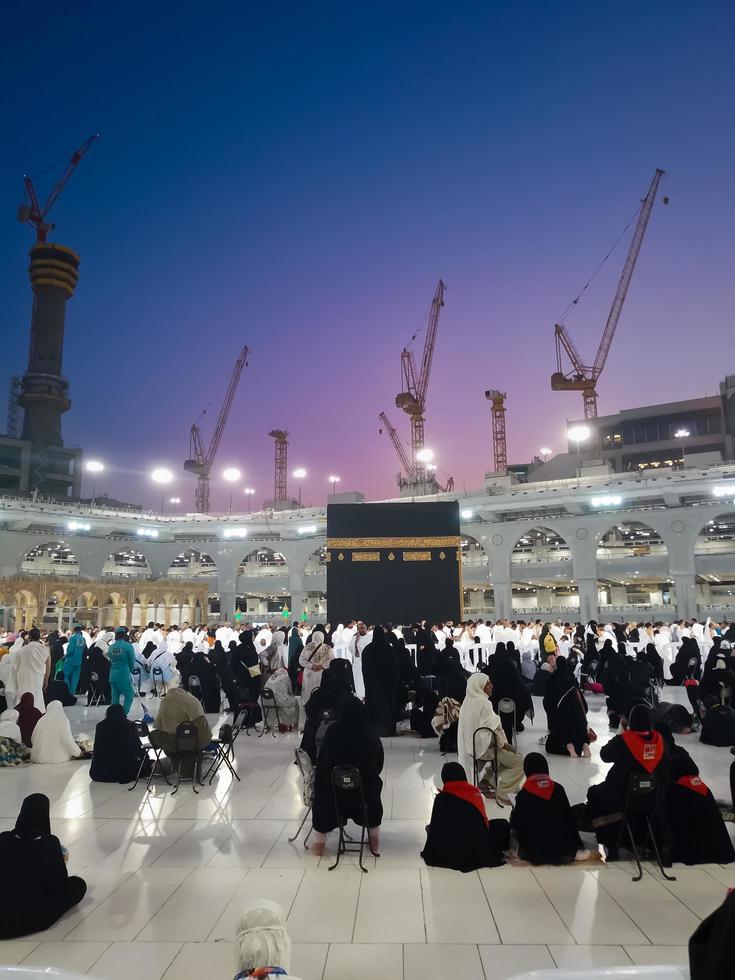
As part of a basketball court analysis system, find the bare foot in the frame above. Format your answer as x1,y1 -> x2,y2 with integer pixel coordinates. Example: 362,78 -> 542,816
368,829 -> 380,855
581,744 -> 592,758
311,841 -> 325,856
566,742 -> 579,758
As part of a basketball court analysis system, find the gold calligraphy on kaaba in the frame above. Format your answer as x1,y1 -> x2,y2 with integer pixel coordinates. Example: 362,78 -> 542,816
351,551 -> 380,562
327,536 -> 460,549
403,551 -> 432,561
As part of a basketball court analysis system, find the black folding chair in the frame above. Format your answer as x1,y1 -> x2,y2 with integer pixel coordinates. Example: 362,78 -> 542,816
87,671 -> 104,707
259,688 -> 280,737
328,765 -> 378,873
128,720 -> 171,791
187,674 -> 203,704
614,772 -> 676,883
288,747 -> 315,847
171,721 -> 203,794
151,666 -> 167,697
203,722 -> 241,784
472,726 -> 502,806
497,698 -> 517,745
131,665 -> 142,696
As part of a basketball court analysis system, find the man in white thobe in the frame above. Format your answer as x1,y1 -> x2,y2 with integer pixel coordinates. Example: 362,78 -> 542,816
349,622 -> 372,699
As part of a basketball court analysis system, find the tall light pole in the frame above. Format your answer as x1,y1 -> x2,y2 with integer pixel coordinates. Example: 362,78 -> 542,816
293,468 -> 306,507
540,447 -> 552,462
222,467 -> 242,513
244,487 -> 255,513
169,496 -> 181,512
674,428 -> 690,466
328,474 -> 340,495
85,460 -> 104,504
151,467 -> 174,512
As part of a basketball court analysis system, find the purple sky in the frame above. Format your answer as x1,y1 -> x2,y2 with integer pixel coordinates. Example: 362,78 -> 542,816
2,2 -> 733,510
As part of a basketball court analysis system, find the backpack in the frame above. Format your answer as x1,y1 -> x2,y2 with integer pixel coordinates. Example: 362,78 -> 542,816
700,703 -> 735,746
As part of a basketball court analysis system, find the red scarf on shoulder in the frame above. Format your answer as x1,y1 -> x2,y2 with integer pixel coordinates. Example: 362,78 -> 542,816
442,781 -> 488,826
621,730 -> 664,773
677,775 -> 708,796
523,774 -> 555,801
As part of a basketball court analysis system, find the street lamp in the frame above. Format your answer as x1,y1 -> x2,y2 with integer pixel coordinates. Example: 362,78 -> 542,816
293,468 -> 307,507
567,425 -> 591,451
540,447 -> 552,461
169,497 -> 181,511
85,460 -> 105,503
674,428 -> 690,466
151,467 -> 173,512
244,487 -> 255,513
328,475 -> 340,495
223,467 -> 242,513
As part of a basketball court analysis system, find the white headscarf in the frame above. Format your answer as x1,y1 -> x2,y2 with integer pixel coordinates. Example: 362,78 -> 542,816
30,701 -> 82,764
0,709 -> 22,744
235,899 -> 293,974
457,672 -> 502,777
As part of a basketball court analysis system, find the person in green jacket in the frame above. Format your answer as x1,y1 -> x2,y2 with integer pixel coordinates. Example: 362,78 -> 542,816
107,627 -> 136,715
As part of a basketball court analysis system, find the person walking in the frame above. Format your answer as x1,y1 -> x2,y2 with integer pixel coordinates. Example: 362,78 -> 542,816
107,627 -> 136,715
62,625 -> 86,696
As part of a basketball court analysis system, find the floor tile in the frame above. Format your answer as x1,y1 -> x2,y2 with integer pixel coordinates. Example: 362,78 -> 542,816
323,942 -> 402,980
208,868 -> 304,942
151,819 -> 237,866
421,868 -> 499,943
533,868 -> 647,945
549,945 -> 632,969
20,941 -> 110,973
0,942 -> 40,965
480,867 -> 573,944
288,870 -> 362,943
137,868 -> 244,941
595,868 -> 700,945
651,865 -> 732,918
206,819 -> 287,867
163,942 -> 234,980
290,943 -> 328,980
625,945 -> 689,966
354,868 -> 425,943
479,944 -> 556,980
25,867 -> 136,941
66,867 -> 192,941
91,942 -> 183,980
404,943 -> 484,980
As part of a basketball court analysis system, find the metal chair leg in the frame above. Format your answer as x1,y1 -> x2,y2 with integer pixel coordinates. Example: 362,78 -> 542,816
288,807 -> 311,843
625,823 -> 643,882
647,819 -> 676,881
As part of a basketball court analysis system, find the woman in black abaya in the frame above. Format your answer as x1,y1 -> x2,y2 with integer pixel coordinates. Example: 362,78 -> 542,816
181,647 -> 221,713
511,754 -> 587,865
362,625 -> 400,737
544,658 -> 591,758
90,704 -> 146,783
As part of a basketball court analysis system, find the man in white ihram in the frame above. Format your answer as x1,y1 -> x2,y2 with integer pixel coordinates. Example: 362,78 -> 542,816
349,621 -> 372,699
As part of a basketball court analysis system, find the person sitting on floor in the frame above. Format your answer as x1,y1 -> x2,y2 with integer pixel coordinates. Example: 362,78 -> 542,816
457,672 -> 524,805
666,753 -> 735,866
586,704 -> 669,859
531,651 -> 556,696
16,691 -> 43,748
421,762 -> 508,872
511,754 -> 590,865
90,704 -> 147,783
310,696 -> 384,856
0,794 -> 87,938
30,701 -> 82,764
234,899 -> 303,980
544,657 -> 591,758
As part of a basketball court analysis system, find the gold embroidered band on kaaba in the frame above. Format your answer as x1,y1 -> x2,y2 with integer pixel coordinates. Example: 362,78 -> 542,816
327,536 -> 460,549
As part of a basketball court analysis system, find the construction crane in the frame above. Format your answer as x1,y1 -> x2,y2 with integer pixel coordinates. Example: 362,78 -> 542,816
395,279 -> 446,481
18,135 -> 100,242
551,168 -> 666,419
268,430 -> 289,501
379,411 -> 455,493
184,345 -> 249,512
484,389 -> 508,472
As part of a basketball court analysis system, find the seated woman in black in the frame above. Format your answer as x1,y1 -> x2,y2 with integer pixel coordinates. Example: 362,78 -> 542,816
511,754 -> 589,865
181,648 -> 221,713
300,666 -> 350,762
0,794 -> 87,938
586,704 -> 669,856
489,656 -> 532,739
639,643 -> 664,687
531,651 -> 556,696
670,637 -> 702,685
667,754 -> 735,865
90,704 -> 146,783
421,762 -> 507,872
311,696 -> 384,856
544,658 -> 591,758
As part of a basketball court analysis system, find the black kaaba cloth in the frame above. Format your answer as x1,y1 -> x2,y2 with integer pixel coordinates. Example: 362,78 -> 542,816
326,501 -> 462,626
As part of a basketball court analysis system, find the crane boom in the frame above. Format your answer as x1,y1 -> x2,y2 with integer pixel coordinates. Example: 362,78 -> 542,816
379,411 -> 413,482
591,168 -> 664,379
19,135 -> 100,242
205,344 -> 249,466
554,322 -> 590,377
416,279 -> 445,406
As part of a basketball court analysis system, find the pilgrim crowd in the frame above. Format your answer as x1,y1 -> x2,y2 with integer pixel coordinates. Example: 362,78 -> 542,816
1,614 -> 735,949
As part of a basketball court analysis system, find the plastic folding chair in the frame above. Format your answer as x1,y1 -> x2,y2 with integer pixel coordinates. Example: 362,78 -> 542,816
259,688 -> 281,737
497,697 -> 517,745
87,671 -> 104,707
128,720 -> 171,791
151,666 -> 167,697
328,765 -> 378,873
614,772 -> 676,883
171,721 -> 203,794
288,747 -> 315,847
203,722 -> 241,784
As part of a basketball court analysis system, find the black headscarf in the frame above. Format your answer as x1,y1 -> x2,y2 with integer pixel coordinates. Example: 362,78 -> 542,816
441,762 -> 467,783
140,641 -> 157,660
14,794 -> 51,839
523,752 -> 549,777
628,703 -> 652,732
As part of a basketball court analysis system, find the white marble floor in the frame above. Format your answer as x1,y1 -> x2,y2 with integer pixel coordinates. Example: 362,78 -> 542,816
1,689 -> 732,980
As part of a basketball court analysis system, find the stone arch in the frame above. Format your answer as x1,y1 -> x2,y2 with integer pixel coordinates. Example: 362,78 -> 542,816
460,533 -> 489,568
595,519 -> 671,616
167,549 -> 217,579
304,544 -> 328,576
510,526 -> 572,564
239,547 -> 288,576
20,540 -> 80,577
102,549 -> 152,578
694,511 -> 735,615
510,526 -> 575,617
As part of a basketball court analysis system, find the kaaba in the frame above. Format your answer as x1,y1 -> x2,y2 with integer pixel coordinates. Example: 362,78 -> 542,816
326,500 -> 462,626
